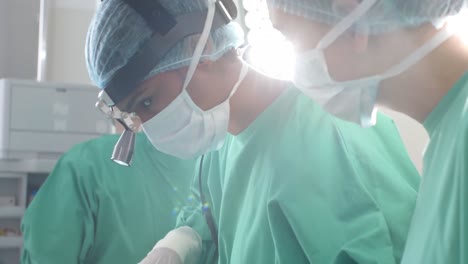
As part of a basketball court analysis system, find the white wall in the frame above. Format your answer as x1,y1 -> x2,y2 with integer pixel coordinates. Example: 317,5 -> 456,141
0,1 -> 6,77
45,0 -> 98,84
0,0 -> 39,79
0,0 -> 97,83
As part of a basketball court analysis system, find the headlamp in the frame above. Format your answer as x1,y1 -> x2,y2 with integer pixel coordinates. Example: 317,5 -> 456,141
96,90 -> 140,166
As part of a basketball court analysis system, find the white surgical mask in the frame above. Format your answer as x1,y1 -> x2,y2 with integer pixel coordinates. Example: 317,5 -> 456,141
143,1 -> 249,159
143,63 -> 248,159
292,0 -> 454,127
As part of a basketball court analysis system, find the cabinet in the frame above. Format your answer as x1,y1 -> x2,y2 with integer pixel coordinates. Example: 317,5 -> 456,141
0,172 -> 26,264
0,159 -> 55,264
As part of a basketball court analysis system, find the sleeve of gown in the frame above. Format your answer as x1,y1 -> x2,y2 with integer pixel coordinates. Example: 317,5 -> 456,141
21,149 -> 97,264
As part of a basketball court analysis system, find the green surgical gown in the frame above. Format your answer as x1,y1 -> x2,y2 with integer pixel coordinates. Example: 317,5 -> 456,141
21,133 -> 196,264
188,88 -> 420,264
401,72 -> 468,264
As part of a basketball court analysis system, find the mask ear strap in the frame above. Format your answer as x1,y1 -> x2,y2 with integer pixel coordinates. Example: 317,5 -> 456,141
227,63 -> 249,98
182,0 -> 217,91
317,0 -> 376,49
382,28 -> 454,79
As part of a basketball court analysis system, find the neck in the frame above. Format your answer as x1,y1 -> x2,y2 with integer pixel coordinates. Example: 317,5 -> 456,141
378,32 -> 468,123
228,65 -> 288,135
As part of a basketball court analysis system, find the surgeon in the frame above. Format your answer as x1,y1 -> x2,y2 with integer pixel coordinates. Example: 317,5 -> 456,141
266,0 -> 468,263
86,0 -> 420,263
21,128 -> 197,264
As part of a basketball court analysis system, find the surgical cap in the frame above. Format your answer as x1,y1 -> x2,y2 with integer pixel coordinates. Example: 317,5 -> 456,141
86,0 -> 244,89
267,0 -> 468,34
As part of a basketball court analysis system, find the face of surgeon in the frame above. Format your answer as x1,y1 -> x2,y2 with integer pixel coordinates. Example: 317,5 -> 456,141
116,54 -> 239,123
267,1 -> 461,122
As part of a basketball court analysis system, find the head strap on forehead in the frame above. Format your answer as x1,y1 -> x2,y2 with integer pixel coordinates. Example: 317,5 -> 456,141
124,0 -> 177,35
100,0 -> 238,105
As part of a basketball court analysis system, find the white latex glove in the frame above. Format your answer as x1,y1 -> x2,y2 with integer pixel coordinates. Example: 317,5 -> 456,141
138,226 -> 202,264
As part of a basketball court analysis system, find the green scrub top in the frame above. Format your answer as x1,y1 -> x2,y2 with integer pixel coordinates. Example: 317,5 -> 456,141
21,133 -> 196,264
189,88 -> 420,264
401,72 -> 468,264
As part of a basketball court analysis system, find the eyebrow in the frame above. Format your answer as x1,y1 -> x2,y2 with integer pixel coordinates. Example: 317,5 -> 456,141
122,83 -> 153,113
124,93 -> 140,113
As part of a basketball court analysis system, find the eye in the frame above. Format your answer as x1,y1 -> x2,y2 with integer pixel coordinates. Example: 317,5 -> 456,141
141,97 -> 152,108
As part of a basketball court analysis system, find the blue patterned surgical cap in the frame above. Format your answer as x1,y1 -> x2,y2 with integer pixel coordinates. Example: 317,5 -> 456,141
86,0 -> 245,89
267,0 -> 467,35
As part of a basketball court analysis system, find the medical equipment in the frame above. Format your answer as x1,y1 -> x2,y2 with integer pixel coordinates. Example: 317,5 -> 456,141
95,0 -> 238,166
0,79 -> 112,160
0,197 -> 15,207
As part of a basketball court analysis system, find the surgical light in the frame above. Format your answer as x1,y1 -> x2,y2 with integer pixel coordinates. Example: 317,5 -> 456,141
242,0 -> 295,80
446,9 -> 468,45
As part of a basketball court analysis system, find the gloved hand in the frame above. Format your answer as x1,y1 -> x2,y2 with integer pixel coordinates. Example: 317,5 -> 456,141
138,226 -> 202,264
138,247 -> 183,264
